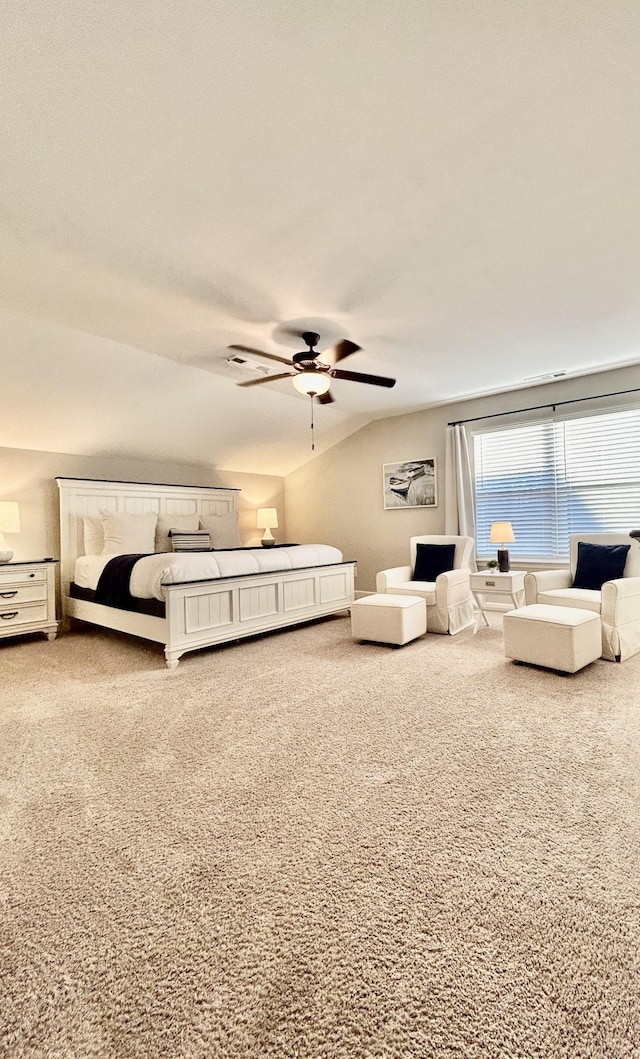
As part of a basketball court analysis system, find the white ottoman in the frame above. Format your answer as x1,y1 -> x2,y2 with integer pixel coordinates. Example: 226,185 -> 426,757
351,593 -> 427,646
503,603 -> 601,673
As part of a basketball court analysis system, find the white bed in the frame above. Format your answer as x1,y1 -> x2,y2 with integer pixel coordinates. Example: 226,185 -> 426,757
57,478 -> 356,668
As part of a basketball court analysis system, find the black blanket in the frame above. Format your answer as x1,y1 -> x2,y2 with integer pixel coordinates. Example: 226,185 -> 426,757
95,554 -> 151,610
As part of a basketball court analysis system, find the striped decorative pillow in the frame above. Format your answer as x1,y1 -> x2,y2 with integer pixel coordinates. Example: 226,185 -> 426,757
170,530 -> 212,552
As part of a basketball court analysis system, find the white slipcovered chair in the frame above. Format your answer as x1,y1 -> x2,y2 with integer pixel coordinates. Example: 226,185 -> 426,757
376,535 -> 475,635
524,533 -> 640,661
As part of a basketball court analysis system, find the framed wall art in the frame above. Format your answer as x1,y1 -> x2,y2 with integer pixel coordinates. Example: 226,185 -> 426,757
383,459 -> 437,509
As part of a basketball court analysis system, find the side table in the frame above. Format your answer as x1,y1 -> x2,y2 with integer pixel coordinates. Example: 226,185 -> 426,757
470,570 -> 527,632
0,559 -> 58,643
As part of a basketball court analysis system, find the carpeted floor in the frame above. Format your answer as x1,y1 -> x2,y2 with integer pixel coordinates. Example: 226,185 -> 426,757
1,614 -> 639,1059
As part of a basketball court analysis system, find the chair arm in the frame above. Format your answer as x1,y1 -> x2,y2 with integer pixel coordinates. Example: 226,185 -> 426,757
376,565 -> 412,592
436,568 -> 470,605
524,570 -> 572,604
601,577 -> 640,625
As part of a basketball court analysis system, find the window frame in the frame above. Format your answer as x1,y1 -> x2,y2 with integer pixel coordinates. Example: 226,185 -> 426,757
471,401 -> 640,563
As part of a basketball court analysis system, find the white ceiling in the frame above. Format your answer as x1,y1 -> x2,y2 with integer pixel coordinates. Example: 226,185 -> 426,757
2,1 -> 639,475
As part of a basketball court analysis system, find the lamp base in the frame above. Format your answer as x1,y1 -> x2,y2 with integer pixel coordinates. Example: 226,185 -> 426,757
497,548 -> 510,573
261,539 -> 275,548
0,551 -> 13,563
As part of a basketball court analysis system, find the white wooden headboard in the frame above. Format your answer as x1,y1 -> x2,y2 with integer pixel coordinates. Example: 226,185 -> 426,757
56,478 -> 239,595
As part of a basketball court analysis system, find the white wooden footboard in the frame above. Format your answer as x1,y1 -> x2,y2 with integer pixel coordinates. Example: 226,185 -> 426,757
163,562 -> 355,668
64,561 -> 355,667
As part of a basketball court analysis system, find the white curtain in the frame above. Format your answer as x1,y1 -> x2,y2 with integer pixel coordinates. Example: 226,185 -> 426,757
444,424 -> 477,568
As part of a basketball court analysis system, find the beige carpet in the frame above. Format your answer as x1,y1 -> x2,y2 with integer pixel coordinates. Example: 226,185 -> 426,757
0,614 -> 638,1059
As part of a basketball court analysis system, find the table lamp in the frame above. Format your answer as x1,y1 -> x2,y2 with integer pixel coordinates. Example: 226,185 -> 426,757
0,501 -> 20,563
256,507 -> 278,548
489,520 -> 515,573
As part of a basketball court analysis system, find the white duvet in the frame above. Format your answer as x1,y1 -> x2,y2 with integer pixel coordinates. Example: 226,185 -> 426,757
74,545 -> 344,602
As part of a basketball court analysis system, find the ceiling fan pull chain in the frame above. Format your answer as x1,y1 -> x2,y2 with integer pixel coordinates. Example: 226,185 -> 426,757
310,394 -> 315,450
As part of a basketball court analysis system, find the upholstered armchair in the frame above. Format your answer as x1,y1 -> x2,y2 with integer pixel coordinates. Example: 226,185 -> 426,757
524,533 -> 640,661
376,535 -> 475,635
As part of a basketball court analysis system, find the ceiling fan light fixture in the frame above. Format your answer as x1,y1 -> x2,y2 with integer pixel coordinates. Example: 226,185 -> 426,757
292,371 -> 331,397
230,331 -> 395,402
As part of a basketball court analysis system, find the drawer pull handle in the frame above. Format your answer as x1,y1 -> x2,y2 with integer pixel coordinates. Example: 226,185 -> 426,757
29,573 -> 36,578
0,591 -> 17,598
486,580 -> 496,586
0,612 -> 18,620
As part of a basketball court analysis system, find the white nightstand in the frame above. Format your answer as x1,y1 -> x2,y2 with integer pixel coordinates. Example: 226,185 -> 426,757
470,570 -> 527,632
0,560 -> 58,643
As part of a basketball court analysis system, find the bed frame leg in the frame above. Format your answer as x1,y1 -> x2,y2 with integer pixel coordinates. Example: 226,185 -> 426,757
165,652 -> 181,670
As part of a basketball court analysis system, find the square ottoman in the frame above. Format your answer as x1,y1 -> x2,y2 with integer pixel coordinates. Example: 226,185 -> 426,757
503,603 -> 601,673
351,593 -> 427,646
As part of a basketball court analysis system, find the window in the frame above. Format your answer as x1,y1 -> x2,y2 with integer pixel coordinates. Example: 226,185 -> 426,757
473,407 -> 640,560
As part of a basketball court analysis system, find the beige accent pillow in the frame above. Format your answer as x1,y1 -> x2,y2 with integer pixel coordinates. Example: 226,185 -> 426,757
82,516 -> 104,556
199,512 -> 241,549
100,511 -> 158,556
154,513 -> 200,552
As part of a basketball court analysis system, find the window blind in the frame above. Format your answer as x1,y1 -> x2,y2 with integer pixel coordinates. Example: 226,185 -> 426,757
473,407 -> 640,559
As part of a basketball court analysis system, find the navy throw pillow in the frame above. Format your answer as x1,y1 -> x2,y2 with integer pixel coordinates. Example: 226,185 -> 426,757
572,542 -> 630,591
413,543 -> 456,582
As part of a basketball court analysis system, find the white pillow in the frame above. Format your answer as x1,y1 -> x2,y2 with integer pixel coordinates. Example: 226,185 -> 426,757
154,513 -> 200,552
100,511 -> 158,556
82,516 -> 104,556
199,512 -> 241,550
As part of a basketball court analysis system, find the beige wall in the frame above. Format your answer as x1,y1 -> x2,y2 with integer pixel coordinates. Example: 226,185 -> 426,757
284,364 -> 640,593
0,447 -> 285,564
213,467 -> 286,547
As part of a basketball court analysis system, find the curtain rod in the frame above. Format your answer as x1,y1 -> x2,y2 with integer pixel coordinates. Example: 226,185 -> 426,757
447,385 -> 640,427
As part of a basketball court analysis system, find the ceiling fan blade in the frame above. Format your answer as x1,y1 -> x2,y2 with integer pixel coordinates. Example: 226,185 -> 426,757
228,345 -> 293,367
316,390 -> 335,405
330,339 -> 361,363
236,372 -> 296,387
330,368 -> 396,388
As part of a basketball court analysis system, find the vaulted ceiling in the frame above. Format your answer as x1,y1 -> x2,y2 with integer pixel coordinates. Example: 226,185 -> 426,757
2,2 -> 638,475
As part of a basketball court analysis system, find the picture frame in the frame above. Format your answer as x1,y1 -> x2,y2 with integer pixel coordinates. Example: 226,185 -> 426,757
383,459 -> 437,509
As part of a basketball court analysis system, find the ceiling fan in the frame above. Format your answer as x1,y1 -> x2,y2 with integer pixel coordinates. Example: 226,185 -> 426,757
227,331 -> 396,404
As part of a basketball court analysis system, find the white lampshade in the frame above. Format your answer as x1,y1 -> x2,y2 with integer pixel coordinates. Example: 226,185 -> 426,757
292,371 -> 331,397
489,520 -> 515,544
0,501 -> 20,563
256,508 -> 278,530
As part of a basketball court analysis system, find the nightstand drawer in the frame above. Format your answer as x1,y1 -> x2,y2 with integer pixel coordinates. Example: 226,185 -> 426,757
0,583 -> 48,604
474,576 -> 502,590
471,571 -> 526,592
0,602 -> 49,629
0,560 -> 58,644
0,566 -> 47,587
